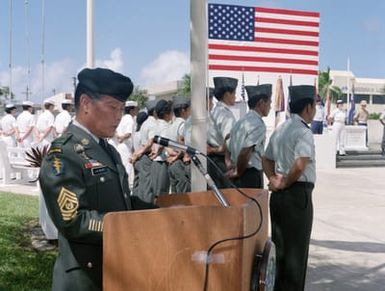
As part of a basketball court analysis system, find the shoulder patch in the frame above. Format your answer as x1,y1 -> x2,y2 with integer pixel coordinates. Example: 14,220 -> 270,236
52,156 -> 64,176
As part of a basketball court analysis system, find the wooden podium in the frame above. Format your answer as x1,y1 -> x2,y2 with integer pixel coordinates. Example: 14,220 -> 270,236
103,188 -> 269,291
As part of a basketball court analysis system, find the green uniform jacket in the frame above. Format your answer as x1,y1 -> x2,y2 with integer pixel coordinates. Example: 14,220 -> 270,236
39,123 -> 155,291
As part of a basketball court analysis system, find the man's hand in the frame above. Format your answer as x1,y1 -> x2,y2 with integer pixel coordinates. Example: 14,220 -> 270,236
268,174 -> 286,191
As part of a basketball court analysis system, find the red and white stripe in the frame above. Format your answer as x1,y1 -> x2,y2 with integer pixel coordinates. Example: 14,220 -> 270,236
208,7 -> 320,75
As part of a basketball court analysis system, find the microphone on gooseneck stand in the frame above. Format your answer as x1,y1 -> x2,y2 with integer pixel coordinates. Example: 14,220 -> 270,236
153,135 -> 200,155
190,154 -> 230,208
153,135 -> 229,207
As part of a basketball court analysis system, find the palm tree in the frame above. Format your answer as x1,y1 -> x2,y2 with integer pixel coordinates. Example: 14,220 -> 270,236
318,67 -> 342,103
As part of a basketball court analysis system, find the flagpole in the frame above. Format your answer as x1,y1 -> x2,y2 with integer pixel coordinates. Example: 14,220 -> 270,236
347,57 -> 350,109
190,0 -> 207,191
87,0 -> 95,68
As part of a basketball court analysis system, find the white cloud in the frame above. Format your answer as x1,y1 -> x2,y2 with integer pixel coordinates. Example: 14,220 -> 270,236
140,50 -> 189,86
0,48 -> 125,104
95,48 -> 124,72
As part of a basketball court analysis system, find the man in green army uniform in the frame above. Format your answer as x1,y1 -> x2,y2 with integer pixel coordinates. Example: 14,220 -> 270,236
39,68 -> 156,291
263,85 -> 316,291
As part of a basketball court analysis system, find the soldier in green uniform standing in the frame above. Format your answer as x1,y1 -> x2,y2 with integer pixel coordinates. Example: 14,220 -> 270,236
262,85 -> 316,291
39,68 -> 156,291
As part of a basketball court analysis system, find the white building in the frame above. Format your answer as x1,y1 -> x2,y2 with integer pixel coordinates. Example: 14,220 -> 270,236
330,70 -> 385,113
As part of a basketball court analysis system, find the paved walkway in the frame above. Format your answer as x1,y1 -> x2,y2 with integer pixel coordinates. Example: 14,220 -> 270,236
1,167 -> 384,290
306,167 -> 385,291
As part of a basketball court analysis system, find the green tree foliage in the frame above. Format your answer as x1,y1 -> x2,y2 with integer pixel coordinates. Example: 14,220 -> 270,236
129,86 -> 148,109
177,74 -> 191,97
318,68 -> 342,103
0,86 -> 15,106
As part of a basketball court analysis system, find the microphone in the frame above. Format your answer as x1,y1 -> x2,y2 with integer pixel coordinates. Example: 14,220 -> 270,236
153,135 -> 200,155
190,155 -> 230,207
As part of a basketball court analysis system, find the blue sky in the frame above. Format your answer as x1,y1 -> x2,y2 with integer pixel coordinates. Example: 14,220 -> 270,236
0,0 -> 384,103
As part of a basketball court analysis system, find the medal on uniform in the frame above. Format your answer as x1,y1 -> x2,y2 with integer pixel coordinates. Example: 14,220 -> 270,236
81,138 -> 90,146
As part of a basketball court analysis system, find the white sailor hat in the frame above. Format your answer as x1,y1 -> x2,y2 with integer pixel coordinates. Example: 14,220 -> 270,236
336,99 -> 344,104
22,101 -> 34,107
5,103 -> 16,109
125,100 -> 138,107
61,99 -> 73,105
43,98 -> 55,105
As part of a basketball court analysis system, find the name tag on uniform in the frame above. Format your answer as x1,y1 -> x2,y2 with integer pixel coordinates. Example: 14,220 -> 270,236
91,166 -> 109,176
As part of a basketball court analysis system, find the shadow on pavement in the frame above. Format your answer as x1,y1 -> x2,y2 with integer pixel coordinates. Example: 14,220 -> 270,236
306,239 -> 385,291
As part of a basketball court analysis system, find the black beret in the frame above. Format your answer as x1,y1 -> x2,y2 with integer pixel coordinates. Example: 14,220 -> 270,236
77,67 -> 133,102
289,85 -> 316,103
213,77 -> 238,91
155,99 -> 170,115
172,96 -> 190,108
246,84 -> 272,100
145,100 -> 157,111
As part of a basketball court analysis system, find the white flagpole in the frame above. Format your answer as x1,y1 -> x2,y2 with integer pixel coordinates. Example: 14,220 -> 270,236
347,57 -> 350,108
190,0 -> 207,191
87,0 -> 95,68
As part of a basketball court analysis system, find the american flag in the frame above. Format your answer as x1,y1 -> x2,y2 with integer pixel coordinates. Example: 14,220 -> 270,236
208,4 -> 320,76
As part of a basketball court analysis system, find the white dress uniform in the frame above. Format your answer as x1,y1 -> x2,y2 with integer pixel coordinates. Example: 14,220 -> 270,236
112,113 -> 135,186
165,117 -> 185,141
331,107 -> 346,155
36,110 -> 55,147
17,110 -> 36,147
0,113 -> 17,147
54,110 -> 72,136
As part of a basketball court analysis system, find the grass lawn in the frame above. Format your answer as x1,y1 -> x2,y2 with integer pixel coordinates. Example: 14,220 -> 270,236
0,192 -> 56,291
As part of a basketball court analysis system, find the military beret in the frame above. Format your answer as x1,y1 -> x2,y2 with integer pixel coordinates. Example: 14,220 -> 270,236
213,77 -> 238,91
125,100 -> 138,107
246,84 -> 272,100
22,101 -> 34,107
145,100 -> 157,111
289,85 -> 316,103
155,99 -> 170,114
77,67 -> 133,102
172,96 -> 190,108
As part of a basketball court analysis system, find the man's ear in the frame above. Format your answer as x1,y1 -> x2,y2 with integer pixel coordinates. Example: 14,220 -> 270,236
80,94 -> 92,113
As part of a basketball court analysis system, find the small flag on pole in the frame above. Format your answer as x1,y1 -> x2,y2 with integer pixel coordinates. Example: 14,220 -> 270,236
347,86 -> 356,125
274,76 -> 285,128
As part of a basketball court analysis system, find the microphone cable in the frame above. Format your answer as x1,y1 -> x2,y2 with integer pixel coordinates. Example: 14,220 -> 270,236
196,153 -> 264,291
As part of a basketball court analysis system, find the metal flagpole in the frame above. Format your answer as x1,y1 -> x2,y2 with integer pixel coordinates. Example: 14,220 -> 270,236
347,57 -> 350,109
190,0 -> 207,191
8,0 -> 13,100
87,0 -> 95,68
24,0 -> 31,100
41,0 -> 46,102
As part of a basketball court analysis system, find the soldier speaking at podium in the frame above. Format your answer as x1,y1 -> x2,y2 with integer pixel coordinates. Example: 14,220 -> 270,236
39,67 -> 156,291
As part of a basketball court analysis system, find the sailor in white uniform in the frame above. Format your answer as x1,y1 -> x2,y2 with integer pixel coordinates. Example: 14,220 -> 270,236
329,100 -> 346,155
54,99 -> 73,136
36,99 -> 56,147
1,104 -> 19,148
16,101 -> 36,148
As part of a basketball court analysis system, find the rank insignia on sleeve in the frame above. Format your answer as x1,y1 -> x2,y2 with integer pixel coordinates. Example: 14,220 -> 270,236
52,156 -> 64,176
57,187 -> 79,221
88,219 -> 104,232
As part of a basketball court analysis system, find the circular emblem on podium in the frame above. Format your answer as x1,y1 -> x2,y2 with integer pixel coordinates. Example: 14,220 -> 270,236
250,240 -> 276,291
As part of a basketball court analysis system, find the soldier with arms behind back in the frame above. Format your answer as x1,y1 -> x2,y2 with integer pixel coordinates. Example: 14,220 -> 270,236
262,85 -> 316,291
